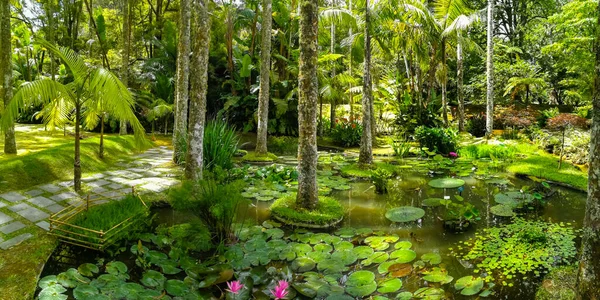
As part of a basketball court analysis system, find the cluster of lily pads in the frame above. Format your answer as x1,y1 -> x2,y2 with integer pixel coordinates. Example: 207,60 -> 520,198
490,190 -> 543,217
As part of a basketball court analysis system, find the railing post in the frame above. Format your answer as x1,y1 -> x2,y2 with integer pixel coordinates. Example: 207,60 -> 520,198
86,194 -> 90,211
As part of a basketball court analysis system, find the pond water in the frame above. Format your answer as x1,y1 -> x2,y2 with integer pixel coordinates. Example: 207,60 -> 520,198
40,158 -> 587,299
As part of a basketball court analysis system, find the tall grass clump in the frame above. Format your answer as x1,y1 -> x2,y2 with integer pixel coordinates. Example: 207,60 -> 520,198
71,194 -> 148,231
203,120 -> 239,170
458,144 -> 517,159
169,179 -> 246,248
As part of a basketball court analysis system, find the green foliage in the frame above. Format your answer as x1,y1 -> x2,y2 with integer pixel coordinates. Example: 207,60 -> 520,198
203,121 -> 239,170
169,179 -> 245,245
371,168 -> 392,194
270,194 -> 344,226
70,194 -> 148,233
466,113 -> 487,137
155,222 -> 213,253
413,126 -> 458,154
461,219 -> 577,280
267,136 -> 298,154
506,152 -> 588,191
391,138 -> 412,158
330,120 -> 363,147
458,144 -> 517,160
538,108 -> 560,127
241,151 -> 278,162
535,265 -> 577,300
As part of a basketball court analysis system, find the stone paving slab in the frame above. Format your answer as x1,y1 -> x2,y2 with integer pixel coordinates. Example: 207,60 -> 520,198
17,207 -> 50,222
0,221 -> 26,234
50,191 -> 79,202
0,233 -> 33,250
36,221 -> 50,231
46,204 -> 65,214
0,212 -> 13,225
8,203 -> 32,212
38,184 -> 62,193
0,202 -> 6,209
88,179 -> 111,187
28,196 -> 55,208
140,183 -> 168,193
106,183 -> 125,190
25,189 -> 45,197
91,187 -> 108,194
0,192 -> 27,202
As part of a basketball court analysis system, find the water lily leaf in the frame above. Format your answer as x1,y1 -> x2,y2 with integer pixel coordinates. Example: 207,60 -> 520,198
394,241 -> 412,249
353,246 -> 374,259
355,228 -> 374,236
422,198 -> 444,207
325,294 -> 354,300
388,263 -> 412,277
345,270 -> 377,297
265,228 -> 285,239
38,286 -> 68,300
113,283 -> 145,298
309,233 -> 332,244
485,178 -> 510,185
385,207 -> 425,222
39,275 -> 59,289
73,285 -> 101,299
377,261 -> 397,274
331,250 -> 358,265
396,291 -> 413,300
377,278 -> 402,293
307,250 -> 331,261
334,227 -> 356,238
421,253 -> 442,265
333,241 -> 354,251
413,287 -> 445,299
57,268 -> 89,288
490,204 -> 515,217
390,249 -> 417,263
314,243 -> 333,253
428,178 -> 465,189
422,267 -> 453,284
157,259 -> 182,275
106,261 -> 128,275
141,270 -> 166,289
166,279 -> 189,296
454,276 -> 484,296
77,263 -> 99,277
362,252 -> 389,266
317,259 -> 349,274
292,257 -> 316,272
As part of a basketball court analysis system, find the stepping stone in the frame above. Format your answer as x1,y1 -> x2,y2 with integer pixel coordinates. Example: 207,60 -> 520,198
82,173 -> 105,182
9,203 -> 32,212
106,177 -> 129,184
140,183 -> 167,193
58,181 -> 74,188
67,199 -> 84,207
0,233 -> 33,250
0,221 -> 26,234
17,207 -> 50,222
39,184 -> 62,193
101,191 -> 124,199
127,168 -> 146,173
0,211 -> 13,225
88,179 -> 111,187
28,196 -> 55,208
50,192 -> 79,202
0,202 -> 6,209
106,183 -> 125,190
46,204 -> 65,214
91,186 -> 108,194
36,221 -> 50,231
0,192 -> 27,203
25,189 -> 45,197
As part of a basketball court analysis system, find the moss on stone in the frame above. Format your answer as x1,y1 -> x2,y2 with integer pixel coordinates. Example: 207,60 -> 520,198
270,194 -> 344,227
535,265 -> 577,300
242,151 -> 278,162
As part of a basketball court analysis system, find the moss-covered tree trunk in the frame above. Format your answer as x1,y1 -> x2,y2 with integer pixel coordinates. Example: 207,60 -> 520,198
358,0 -> 373,165
173,0 -> 191,163
119,0 -> 131,135
296,0 -> 319,210
441,39 -> 448,126
457,38 -> 465,132
256,0 -> 272,156
185,0 -> 210,180
1,0 -> 17,154
576,2 -> 600,298
485,0 -> 494,135
329,0 -> 336,130
74,102 -> 82,191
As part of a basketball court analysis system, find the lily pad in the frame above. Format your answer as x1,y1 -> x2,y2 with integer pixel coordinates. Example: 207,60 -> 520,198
77,263 -> 99,277
377,278 -> 402,294
362,252 -> 389,266
396,291 -> 413,300
292,257 -> 317,272
385,207 -> 425,222
352,246 -> 374,259
428,178 -> 465,189
331,250 -> 358,265
73,285 -> 101,299
422,198 -> 444,207
388,263 -> 412,277
454,275 -> 484,296
345,270 -> 377,297
413,287 -> 445,299
490,204 -> 515,217
421,252 -> 442,265
141,270 -> 166,289
165,279 -> 189,296
422,267 -> 453,284
394,241 -> 412,249
390,249 -> 417,263
39,275 -> 59,289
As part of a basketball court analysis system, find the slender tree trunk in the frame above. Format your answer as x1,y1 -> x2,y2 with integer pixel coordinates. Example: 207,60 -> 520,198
74,102 -> 82,191
173,0 -> 191,163
99,114 -> 105,158
185,0 -> 211,180
348,0 -> 353,122
329,1 -> 336,130
576,3 -> 600,295
120,0 -> 131,135
1,0 -> 17,154
256,0 -> 272,155
441,40 -> 448,126
296,0 -> 319,210
485,0 -> 494,135
358,0 -> 372,165
225,7 -> 236,95
457,39 -> 465,132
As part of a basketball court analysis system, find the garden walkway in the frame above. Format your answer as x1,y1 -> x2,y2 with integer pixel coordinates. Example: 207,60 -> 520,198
0,146 -> 181,250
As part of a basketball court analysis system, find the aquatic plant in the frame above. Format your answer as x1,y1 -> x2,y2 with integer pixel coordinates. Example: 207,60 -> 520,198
269,194 -> 345,226
428,178 -> 465,189
270,280 -> 289,299
385,206 -> 425,223
371,168 -> 392,194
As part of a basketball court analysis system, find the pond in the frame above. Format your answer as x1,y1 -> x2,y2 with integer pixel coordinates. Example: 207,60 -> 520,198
39,158 -> 586,299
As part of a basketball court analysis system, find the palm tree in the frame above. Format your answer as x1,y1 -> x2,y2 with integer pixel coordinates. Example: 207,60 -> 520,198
256,0 -> 273,155
358,0 -> 373,165
173,0 -> 191,163
185,0 -> 211,180
1,0 -> 16,154
485,0 -> 494,135
1,40 -> 145,191
296,0 -> 319,210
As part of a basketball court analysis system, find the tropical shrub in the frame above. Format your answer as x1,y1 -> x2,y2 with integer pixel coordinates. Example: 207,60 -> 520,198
268,136 -> 298,154
537,107 -> 560,127
413,126 -> 458,154
391,138 -> 412,158
330,119 -> 363,147
575,104 -> 592,119
155,222 -> 213,253
466,113 -> 487,137
203,120 -> 239,170
371,168 -> 392,194
458,144 -> 517,160
496,106 -> 539,129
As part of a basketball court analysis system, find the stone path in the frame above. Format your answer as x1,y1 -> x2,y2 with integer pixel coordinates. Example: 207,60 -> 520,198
0,146 -> 181,250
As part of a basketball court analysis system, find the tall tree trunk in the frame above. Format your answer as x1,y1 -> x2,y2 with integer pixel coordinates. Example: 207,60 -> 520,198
329,0 -> 336,130
256,0 -> 272,155
358,0 -> 372,165
185,0 -> 211,180
296,0 -> 319,210
173,0 -> 191,163
225,7 -> 236,95
576,2 -> 600,298
120,0 -> 131,135
441,40 -> 448,126
485,0 -> 494,135
1,0 -> 16,154
348,0 -> 353,122
99,114 -> 105,158
74,102 -> 82,191
457,38 -> 465,132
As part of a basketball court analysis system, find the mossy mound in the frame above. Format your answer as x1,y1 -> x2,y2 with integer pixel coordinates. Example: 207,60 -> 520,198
242,151 -> 278,162
535,265 -> 576,300
270,194 -> 344,228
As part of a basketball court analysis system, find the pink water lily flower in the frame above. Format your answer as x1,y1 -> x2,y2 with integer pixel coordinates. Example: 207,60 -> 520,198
449,152 -> 458,158
226,280 -> 244,294
271,280 -> 289,299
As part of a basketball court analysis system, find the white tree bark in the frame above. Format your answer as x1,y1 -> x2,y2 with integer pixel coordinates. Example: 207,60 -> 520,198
358,0 -> 372,165
485,0 -> 494,135
256,0 -> 272,155
119,0 -> 131,135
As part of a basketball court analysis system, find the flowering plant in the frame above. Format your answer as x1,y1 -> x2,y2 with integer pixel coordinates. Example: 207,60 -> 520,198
270,280 -> 289,299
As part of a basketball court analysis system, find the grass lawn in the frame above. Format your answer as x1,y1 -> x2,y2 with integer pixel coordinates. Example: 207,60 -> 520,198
0,124 -> 170,194
506,151 -> 588,191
